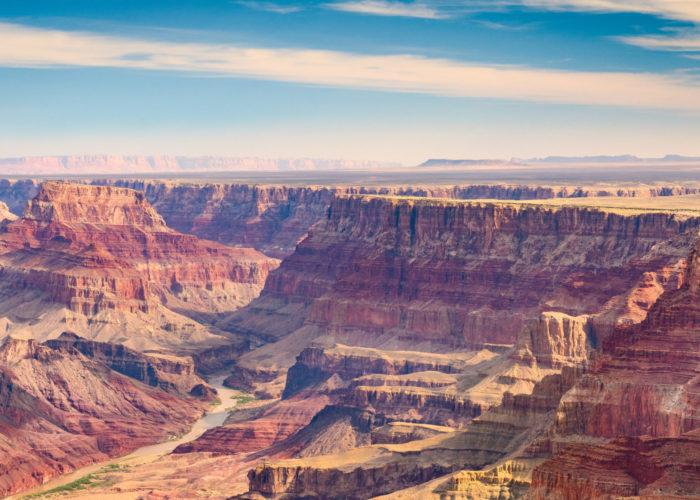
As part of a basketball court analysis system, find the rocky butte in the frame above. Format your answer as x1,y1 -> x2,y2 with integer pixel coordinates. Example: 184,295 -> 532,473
0,182 -> 279,354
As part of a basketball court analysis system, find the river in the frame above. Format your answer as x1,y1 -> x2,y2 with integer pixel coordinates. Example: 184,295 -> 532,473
8,374 -> 238,499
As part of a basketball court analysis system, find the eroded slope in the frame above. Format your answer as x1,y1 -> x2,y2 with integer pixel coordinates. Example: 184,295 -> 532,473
0,182 -> 279,354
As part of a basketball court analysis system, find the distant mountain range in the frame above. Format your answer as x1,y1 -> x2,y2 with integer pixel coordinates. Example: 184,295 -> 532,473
2,155 -> 698,176
420,155 -> 700,167
0,155 -> 402,175
525,154 -> 700,163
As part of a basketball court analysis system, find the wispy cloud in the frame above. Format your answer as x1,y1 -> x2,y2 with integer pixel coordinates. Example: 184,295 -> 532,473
325,1 -> 450,19
518,1 -> 700,54
322,1 -> 700,24
1,22 -> 700,111
477,19 -> 537,31
621,30 -> 700,52
330,1 -> 700,55
236,1 -> 304,14
518,0 -> 700,24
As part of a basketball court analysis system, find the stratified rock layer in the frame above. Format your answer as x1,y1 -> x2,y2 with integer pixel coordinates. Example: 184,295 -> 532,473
0,336 -> 205,497
238,366 -> 583,500
527,233 -> 700,499
0,182 -> 279,353
230,195 -> 698,360
93,180 -> 700,258
229,195 -> 700,500
2,179 -> 700,258
45,332 -> 209,396
530,431 -> 700,499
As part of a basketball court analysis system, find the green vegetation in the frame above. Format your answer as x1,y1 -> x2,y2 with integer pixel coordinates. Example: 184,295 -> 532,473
231,394 -> 256,405
23,474 -> 105,498
208,398 -> 222,406
22,463 -> 129,498
101,463 -> 129,471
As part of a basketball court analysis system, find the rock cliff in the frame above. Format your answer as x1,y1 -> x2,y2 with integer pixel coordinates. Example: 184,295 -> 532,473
237,365 -> 583,499
95,180 -> 700,259
0,336 -> 205,497
525,232 -> 700,498
552,236 -> 700,441
228,195 -> 700,499
1,178 -> 699,260
0,182 -> 279,353
0,202 -> 16,225
7,184 -> 700,499
230,195 -> 698,367
45,332 -> 210,396
23,182 -> 169,229
530,431 -> 700,499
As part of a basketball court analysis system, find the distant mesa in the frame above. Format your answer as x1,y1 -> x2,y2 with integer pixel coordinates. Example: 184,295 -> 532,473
421,154 -> 700,167
524,154 -> 700,164
526,154 -> 645,163
418,159 -> 510,167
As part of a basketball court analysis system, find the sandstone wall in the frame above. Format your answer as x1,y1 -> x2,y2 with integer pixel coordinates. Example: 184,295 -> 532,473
242,195 -> 699,352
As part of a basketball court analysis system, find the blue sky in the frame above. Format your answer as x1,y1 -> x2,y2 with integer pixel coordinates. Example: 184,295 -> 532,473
1,0 -> 699,164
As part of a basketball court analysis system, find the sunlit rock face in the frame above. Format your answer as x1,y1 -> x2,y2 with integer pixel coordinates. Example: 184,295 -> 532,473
231,194 -> 698,358
526,235 -> 700,499
209,195 -> 700,500
0,182 -> 279,353
91,179 -> 700,259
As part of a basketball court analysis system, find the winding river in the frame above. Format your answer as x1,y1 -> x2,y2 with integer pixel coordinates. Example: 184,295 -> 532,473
8,374 -> 238,499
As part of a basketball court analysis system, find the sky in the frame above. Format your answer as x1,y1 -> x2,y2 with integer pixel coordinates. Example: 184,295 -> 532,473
1,0 -> 700,164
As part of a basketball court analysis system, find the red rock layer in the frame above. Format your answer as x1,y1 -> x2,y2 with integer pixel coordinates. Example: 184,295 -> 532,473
96,180 -> 700,258
234,195 -> 698,350
528,236 -> 700,498
530,431 -> 700,499
1,179 -> 698,259
0,336 -> 205,497
554,242 -> 700,440
173,393 -> 330,455
23,181 -> 169,229
0,182 -> 278,350
45,332 -> 210,396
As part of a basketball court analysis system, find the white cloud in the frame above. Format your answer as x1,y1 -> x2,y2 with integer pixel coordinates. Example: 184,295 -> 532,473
325,1 -> 449,19
528,0 -> 700,55
236,1 -> 304,14
621,30 -> 700,52
1,22 -> 700,111
324,1 -> 700,24
518,0 -> 700,24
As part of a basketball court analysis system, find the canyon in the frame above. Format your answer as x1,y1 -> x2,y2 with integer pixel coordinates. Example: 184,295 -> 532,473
0,176 -> 698,499
223,194 -> 700,499
4,178 -> 700,259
